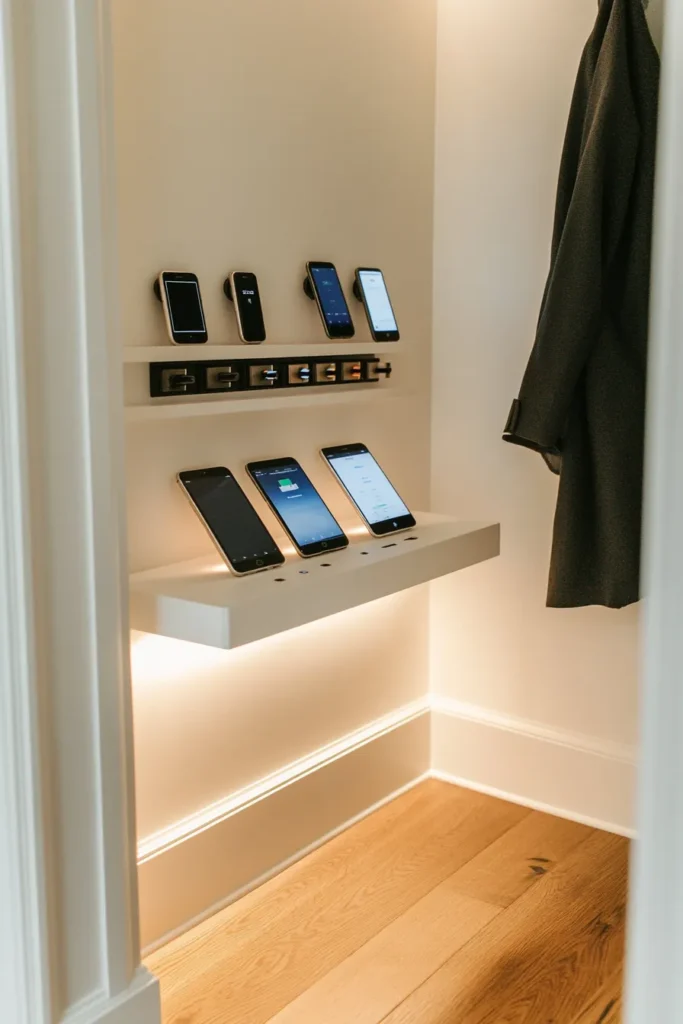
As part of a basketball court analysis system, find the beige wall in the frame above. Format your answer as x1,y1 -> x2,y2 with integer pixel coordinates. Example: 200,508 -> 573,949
430,0 -> 639,756
131,593 -> 427,838
113,0 -> 645,933
110,0 -> 437,851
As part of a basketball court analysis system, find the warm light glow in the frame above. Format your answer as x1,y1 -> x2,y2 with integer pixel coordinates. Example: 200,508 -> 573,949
129,585 -> 423,687
130,630 -> 230,679
346,523 -> 371,539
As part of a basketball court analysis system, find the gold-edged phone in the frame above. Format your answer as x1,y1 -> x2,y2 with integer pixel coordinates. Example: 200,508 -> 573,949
156,271 -> 208,345
177,467 -> 284,575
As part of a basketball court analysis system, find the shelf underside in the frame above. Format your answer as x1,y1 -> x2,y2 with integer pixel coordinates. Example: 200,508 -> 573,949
129,513 -> 500,650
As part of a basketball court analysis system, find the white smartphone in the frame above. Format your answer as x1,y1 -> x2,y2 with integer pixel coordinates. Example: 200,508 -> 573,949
321,443 -> 416,536
354,268 -> 400,342
156,271 -> 208,345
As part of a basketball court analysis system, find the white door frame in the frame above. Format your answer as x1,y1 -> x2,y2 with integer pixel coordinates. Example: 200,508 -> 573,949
0,0 -> 159,1020
625,0 -> 683,1019
1,0 -> 682,1021
0,0 -> 52,1018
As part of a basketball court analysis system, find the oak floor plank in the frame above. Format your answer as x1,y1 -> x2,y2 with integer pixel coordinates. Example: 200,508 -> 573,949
266,888 -> 499,1024
447,809 -> 594,908
265,810 -> 595,1024
381,830 -> 629,1024
147,780 -> 458,997
149,780 -> 529,1024
569,969 -> 623,1023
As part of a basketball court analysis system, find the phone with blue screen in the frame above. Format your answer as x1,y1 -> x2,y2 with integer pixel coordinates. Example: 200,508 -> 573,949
247,458 -> 349,557
305,261 -> 355,339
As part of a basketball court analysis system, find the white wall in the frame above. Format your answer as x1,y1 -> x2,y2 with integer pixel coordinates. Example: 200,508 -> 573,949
430,0 -> 639,823
112,0 -> 649,946
110,0 -> 437,946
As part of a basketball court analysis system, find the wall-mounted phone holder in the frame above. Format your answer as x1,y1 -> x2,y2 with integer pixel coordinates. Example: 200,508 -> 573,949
205,364 -> 242,392
352,280 -> 362,302
153,278 -> 162,301
151,363 -> 196,396
223,278 -> 233,301
303,277 -> 315,300
248,363 -> 280,388
366,359 -> 393,380
148,355 -> 392,399
287,362 -> 312,386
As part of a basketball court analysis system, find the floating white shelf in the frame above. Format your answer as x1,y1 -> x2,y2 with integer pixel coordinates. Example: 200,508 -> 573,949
123,342 -> 400,363
129,513 -> 500,650
125,384 -> 403,423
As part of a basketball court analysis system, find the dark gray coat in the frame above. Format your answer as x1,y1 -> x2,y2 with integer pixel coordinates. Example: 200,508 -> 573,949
504,0 -> 660,609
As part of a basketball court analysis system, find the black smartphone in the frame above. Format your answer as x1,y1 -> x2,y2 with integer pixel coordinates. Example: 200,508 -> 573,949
177,467 -> 285,575
157,271 -> 208,344
226,271 -> 266,343
321,443 -> 416,536
354,268 -> 400,342
305,262 -> 355,339
247,458 -> 348,557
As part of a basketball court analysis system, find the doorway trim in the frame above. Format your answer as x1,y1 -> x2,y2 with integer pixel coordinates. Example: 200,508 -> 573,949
625,0 -> 683,1019
0,0 -> 159,1020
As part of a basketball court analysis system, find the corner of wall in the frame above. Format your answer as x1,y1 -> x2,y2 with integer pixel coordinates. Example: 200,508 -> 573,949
429,695 -> 636,837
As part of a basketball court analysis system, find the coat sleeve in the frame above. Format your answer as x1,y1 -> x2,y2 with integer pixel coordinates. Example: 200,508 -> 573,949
503,0 -> 641,470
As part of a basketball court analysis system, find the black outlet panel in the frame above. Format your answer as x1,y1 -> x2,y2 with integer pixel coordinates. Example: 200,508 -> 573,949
149,355 -> 392,399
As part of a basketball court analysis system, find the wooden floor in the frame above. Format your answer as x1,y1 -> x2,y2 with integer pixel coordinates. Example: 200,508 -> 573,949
147,780 -> 628,1024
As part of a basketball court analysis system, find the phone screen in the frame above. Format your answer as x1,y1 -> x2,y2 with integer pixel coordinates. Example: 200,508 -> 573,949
250,460 -> 347,554
309,265 -> 354,336
358,270 -> 399,338
180,469 -> 283,572
234,272 -> 266,342
164,279 -> 207,334
324,445 -> 415,534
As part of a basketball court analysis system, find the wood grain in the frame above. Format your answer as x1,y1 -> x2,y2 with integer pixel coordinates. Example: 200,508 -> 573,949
569,970 -> 623,1023
148,780 -> 528,1024
265,810 -> 592,1024
381,829 -> 629,1024
147,781 -> 628,1024
447,808 -> 594,908
147,779 -> 443,998
267,887 -> 499,1024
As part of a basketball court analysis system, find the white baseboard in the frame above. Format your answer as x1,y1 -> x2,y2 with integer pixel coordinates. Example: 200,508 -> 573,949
61,968 -> 160,1024
431,696 -> 637,838
137,694 -> 637,952
138,701 -> 431,951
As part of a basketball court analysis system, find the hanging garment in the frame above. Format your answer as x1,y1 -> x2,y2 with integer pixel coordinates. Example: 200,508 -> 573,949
503,0 -> 660,609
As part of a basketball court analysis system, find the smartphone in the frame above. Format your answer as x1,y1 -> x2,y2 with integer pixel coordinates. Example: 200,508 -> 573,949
157,271 -> 208,345
177,467 -> 285,575
354,268 -> 400,342
305,262 -> 355,339
321,443 -> 416,536
247,458 -> 349,557
227,271 -> 266,343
